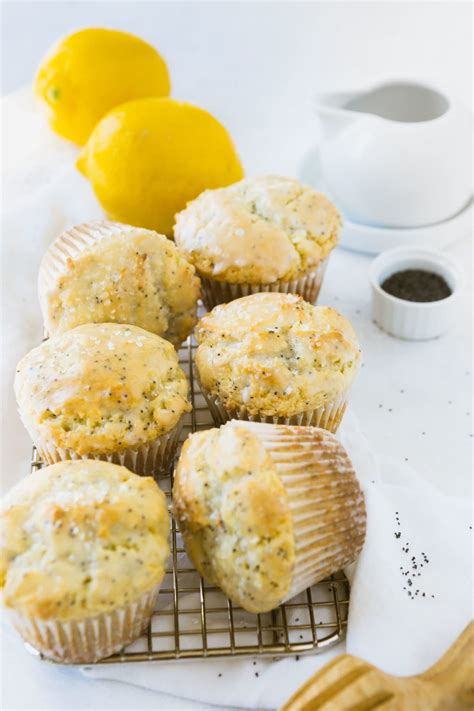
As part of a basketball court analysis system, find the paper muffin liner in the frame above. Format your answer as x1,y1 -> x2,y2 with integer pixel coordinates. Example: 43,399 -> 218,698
227,421 -> 367,602
199,382 -> 348,434
199,258 -> 328,311
8,584 -> 160,664
38,220 -> 136,315
32,418 -> 183,478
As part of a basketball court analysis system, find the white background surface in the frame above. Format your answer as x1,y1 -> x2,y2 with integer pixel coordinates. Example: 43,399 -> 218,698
2,0 -> 473,177
1,2 -> 472,711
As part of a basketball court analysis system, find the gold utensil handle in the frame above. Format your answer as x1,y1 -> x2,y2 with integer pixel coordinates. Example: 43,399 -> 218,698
281,622 -> 474,711
421,621 -> 474,706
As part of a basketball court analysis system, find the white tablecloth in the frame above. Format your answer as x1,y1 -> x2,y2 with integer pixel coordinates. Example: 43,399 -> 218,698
1,88 -> 472,710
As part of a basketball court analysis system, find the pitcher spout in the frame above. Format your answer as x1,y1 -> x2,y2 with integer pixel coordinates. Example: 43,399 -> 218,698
315,92 -> 359,139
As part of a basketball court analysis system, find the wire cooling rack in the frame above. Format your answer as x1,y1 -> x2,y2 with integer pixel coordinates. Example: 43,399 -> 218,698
30,337 -> 350,663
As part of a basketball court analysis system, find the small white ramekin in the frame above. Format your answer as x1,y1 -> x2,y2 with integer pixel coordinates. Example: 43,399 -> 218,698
369,247 -> 462,340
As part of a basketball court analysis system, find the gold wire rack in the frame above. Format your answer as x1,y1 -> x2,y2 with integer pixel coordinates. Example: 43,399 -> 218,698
30,337 -> 350,664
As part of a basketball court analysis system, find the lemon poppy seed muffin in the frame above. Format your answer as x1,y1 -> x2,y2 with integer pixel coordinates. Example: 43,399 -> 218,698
195,292 -> 361,432
14,323 -> 191,474
173,421 -> 366,613
174,175 -> 342,308
1,460 -> 170,662
39,221 -> 201,346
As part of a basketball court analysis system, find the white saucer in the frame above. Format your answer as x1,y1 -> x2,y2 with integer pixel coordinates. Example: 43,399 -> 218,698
299,146 -> 473,255
338,199 -> 473,255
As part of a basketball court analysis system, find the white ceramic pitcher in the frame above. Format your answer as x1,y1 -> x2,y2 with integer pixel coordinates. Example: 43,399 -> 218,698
315,82 -> 472,228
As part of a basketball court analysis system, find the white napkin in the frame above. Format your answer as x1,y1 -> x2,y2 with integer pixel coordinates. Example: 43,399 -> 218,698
348,467 -> 472,676
1,88 -> 472,710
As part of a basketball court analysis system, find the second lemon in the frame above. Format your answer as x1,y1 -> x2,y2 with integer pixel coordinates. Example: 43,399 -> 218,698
77,98 -> 244,235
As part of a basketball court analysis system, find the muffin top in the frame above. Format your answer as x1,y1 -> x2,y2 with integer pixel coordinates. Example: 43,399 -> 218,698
0,460 -> 169,620
173,423 -> 294,612
15,323 -> 191,455
196,293 -> 361,417
39,221 -> 201,346
174,176 -> 342,284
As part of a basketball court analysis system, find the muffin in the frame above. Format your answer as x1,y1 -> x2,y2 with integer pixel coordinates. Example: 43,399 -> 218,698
174,175 -> 342,309
0,460 -> 169,662
38,221 -> 201,346
173,421 -> 366,613
14,323 -> 191,475
195,292 -> 361,433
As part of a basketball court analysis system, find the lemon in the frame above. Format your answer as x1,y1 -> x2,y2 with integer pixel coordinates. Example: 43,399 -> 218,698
77,97 -> 244,234
35,28 -> 170,145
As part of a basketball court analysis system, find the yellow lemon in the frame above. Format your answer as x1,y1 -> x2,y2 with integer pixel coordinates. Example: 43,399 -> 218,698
77,97 -> 244,235
35,28 -> 170,145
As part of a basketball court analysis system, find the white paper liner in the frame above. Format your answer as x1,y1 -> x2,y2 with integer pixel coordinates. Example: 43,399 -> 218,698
8,585 -> 161,664
200,384 -> 348,434
227,421 -> 366,603
199,258 -> 328,310
31,418 -> 183,478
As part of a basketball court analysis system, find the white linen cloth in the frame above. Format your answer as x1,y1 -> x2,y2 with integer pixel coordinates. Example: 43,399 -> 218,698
1,88 -> 472,710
